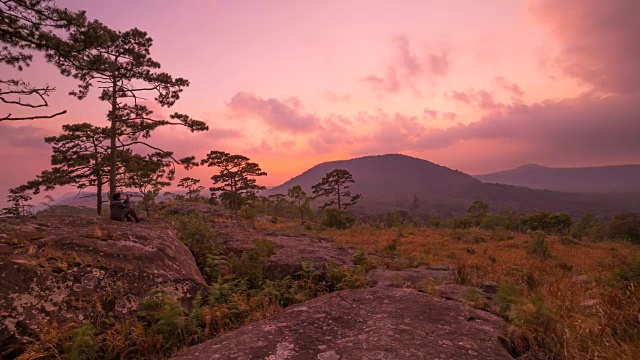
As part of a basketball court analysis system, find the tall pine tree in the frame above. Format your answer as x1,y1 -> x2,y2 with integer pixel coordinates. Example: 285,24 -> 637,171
47,20 -> 208,196
312,169 -> 362,210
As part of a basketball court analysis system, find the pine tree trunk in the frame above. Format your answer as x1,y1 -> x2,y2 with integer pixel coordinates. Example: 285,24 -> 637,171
96,176 -> 103,215
109,77 -> 118,198
94,142 -> 103,215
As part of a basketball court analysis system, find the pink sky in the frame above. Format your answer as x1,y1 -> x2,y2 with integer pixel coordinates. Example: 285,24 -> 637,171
1,0 -> 639,200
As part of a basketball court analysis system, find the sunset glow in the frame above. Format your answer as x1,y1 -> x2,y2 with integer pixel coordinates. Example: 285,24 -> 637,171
2,0 -> 639,197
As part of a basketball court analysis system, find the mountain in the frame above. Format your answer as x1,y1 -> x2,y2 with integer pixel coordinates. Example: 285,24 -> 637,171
475,164 -> 640,193
265,154 -> 640,218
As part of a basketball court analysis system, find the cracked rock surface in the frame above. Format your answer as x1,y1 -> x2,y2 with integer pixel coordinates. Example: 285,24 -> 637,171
0,206 -> 206,351
172,287 -> 512,360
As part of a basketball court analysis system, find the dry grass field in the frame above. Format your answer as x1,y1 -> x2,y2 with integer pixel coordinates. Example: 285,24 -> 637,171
257,220 -> 640,360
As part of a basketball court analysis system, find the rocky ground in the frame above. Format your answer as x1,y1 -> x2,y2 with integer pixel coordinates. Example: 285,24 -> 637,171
0,206 -> 206,354
0,205 -> 518,359
214,220 -> 357,279
173,287 -> 512,360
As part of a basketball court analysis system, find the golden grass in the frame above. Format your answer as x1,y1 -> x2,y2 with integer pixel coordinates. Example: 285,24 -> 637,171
260,220 -> 640,360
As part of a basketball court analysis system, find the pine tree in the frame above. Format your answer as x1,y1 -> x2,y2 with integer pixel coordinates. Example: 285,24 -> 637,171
177,177 -> 204,200
47,20 -> 208,196
288,185 -> 311,224
201,151 -> 267,216
21,123 -> 112,214
312,169 -> 362,210
1,187 -> 34,216
122,152 -> 174,217
0,0 -> 85,121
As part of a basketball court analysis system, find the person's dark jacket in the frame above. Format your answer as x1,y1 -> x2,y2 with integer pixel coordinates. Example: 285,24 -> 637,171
110,199 -> 130,221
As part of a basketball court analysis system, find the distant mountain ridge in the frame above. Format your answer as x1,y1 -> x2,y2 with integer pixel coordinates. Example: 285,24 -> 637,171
265,154 -> 640,218
475,164 -> 640,193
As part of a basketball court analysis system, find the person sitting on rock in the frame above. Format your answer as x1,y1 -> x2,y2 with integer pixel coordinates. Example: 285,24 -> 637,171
110,193 -> 142,223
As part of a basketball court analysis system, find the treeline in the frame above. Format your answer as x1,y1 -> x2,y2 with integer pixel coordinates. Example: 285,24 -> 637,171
365,200 -> 640,244
167,168 -> 363,230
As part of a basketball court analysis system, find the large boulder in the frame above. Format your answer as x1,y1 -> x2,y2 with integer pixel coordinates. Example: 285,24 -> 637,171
0,208 -> 207,353
215,222 -> 356,279
172,287 -> 512,360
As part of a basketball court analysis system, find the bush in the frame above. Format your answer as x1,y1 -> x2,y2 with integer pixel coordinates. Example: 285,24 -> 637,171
528,231 -> 552,260
65,324 -> 98,360
239,206 -> 258,220
609,212 -> 640,244
173,213 -> 220,261
496,283 -> 523,317
352,250 -> 368,267
321,209 -> 355,229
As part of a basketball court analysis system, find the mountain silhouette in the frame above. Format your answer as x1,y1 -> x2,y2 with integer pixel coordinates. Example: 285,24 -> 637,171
476,164 -> 640,193
265,154 -> 640,218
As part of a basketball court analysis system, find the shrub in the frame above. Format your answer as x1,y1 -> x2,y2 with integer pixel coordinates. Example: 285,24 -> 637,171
609,212 -> 640,244
496,283 -> 522,317
326,264 -> 368,290
608,255 -> 640,290
65,324 -> 98,360
352,250 -> 368,267
239,206 -> 258,220
320,209 -> 355,229
382,240 -> 398,255
528,231 -> 552,260
201,254 -> 232,283
173,213 -> 220,261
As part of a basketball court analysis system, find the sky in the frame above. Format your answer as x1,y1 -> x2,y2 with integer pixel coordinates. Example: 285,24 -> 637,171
1,0 -> 640,201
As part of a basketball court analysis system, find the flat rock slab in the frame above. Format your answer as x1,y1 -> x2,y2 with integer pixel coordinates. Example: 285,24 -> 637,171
215,222 -> 356,279
172,287 -> 512,360
367,265 -> 454,287
0,209 -> 206,352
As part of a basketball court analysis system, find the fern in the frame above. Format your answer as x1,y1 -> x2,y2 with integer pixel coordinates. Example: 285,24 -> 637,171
65,324 -> 97,360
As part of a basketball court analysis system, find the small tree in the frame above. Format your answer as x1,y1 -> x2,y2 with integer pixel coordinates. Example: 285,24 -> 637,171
21,123 -> 111,214
201,151 -> 267,216
312,169 -> 361,210
1,187 -> 34,217
409,194 -> 422,215
288,185 -> 311,224
609,213 -> 640,244
123,153 -> 174,217
468,200 -> 489,227
267,193 -> 288,217
177,177 -> 204,200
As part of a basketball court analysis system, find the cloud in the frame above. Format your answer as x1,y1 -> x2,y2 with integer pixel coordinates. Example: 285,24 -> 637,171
300,91 -> 640,168
324,91 -> 351,103
0,124 -> 53,202
0,124 -> 51,149
447,89 -> 505,111
362,35 -> 451,96
205,127 -> 242,140
493,76 -> 524,98
530,0 -> 640,94
423,108 -> 438,119
423,108 -> 456,122
362,71 -> 401,94
355,94 -> 640,167
227,92 -> 321,133
449,90 -> 472,104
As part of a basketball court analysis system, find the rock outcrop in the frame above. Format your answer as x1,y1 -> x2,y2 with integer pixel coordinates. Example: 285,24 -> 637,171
215,221 -> 356,279
172,287 -> 512,360
0,207 -> 206,353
